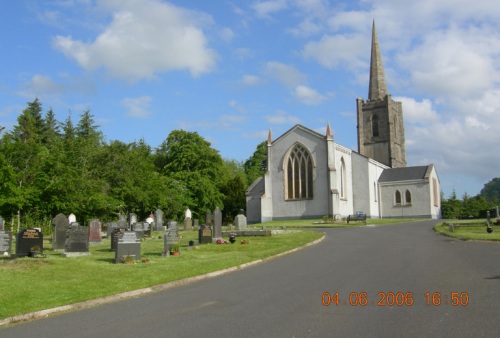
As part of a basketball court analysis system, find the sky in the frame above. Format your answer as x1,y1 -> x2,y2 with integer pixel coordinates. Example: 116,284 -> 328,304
1,0 -> 499,199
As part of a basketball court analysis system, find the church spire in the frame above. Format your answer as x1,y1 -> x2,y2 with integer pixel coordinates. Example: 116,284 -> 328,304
368,20 -> 388,101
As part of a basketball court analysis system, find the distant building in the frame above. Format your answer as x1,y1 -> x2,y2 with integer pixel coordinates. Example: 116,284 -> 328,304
246,21 -> 441,223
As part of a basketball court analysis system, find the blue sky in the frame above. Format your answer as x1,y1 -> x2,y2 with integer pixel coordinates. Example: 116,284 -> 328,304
1,0 -> 500,199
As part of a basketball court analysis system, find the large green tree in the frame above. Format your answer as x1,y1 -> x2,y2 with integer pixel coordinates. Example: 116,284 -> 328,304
480,178 -> 500,204
244,140 -> 267,185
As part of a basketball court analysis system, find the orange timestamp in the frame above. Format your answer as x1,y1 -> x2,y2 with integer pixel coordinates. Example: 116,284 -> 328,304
322,291 -> 469,307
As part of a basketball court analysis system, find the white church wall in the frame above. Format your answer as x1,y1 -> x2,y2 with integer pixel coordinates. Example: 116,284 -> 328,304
379,180 -> 432,218
269,127 -> 331,220
334,144 -> 354,217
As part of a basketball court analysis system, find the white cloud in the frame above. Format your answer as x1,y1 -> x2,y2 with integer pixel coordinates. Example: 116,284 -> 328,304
265,110 -> 301,124
219,27 -> 235,42
252,0 -> 288,18
53,0 -> 216,81
394,97 -> 439,123
17,74 -> 96,99
264,61 -> 306,87
233,48 -> 255,60
121,96 -> 152,117
240,75 -> 261,85
302,34 -> 368,70
294,85 -> 326,105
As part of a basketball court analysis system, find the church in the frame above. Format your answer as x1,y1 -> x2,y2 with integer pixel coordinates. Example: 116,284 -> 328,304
246,22 -> 441,223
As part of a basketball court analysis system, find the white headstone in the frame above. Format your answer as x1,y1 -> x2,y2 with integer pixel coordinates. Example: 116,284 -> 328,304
68,213 -> 76,223
185,208 -> 192,219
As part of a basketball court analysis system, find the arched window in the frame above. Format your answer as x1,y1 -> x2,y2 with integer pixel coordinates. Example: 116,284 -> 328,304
372,114 -> 379,137
405,190 -> 412,205
395,190 -> 402,205
285,144 -> 313,200
340,157 -> 347,199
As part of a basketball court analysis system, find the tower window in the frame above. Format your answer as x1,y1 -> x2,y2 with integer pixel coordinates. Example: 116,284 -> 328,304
372,115 -> 379,137
285,144 -> 314,200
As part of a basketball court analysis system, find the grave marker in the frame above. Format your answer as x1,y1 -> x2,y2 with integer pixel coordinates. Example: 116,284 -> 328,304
0,215 -> 4,231
198,224 -> 212,244
155,208 -> 164,231
235,211 -> 248,230
0,230 -> 12,256
164,222 -> 180,255
213,207 -> 222,240
16,228 -> 43,257
52,213 -> 69,250
65,223 -> 89,254
115,231 -> 141,263
89,219 -> 102,244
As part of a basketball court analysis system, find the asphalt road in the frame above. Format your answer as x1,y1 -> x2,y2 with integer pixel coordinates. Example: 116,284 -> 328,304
2,220 -> 499,337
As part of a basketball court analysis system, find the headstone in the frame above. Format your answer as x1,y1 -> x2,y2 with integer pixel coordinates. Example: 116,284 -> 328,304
167,220 -> 177,229
193,219 -> 199,230
131,222 -> 145,239
143,222 -> 151,237
213,207 -> 222,240
205,211 -> 212,226
52,213 -> 70,250
184,218 -> 193,231
16,228 -> 43,257
111,227 -> 126,251
163,222 -> 180,255
0,215 -> 4,231
0,230 -> 12,256
146,213 -> 154,224
496,206 -> 499,219
117,219 -> 128,231
115,231 -> 141,263
65,224 -> 89,255
155,208 -> 164,231
68,213 -> 76,223
198,224 -> 212,244
107,222 -> 118,238
89,219 -> 102,244
118,212 -> 126,222
185,208 -> 192,220
234,211 -> 248,230
129,213 -> 137,228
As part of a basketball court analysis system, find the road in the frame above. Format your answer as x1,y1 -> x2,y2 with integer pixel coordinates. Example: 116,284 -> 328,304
1,220 -> 499,337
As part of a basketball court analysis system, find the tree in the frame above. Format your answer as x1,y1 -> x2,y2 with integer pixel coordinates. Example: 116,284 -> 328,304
441,190 -> 462,219
244,140 -> 267,185
480,178 -> 500,204
155,130 -> 225,216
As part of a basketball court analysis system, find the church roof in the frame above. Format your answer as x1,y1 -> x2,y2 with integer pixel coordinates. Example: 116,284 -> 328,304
378,165 -> 432,182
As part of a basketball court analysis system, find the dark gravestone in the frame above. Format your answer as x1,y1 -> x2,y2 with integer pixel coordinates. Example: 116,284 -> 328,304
213,207 -> 222,240
16,229 -> 43,257
0,215 -> 4,231
107,222 -> 118,238
198,224 -> 212,244
89,219 -> 102,244
0,230 -> 12,256
163,223 -> 180,255
52,213 -> 69,250
115,232 -> 141,263
111,228 -> 126,251
155,208 -> 164,231
65,224 -> 89,253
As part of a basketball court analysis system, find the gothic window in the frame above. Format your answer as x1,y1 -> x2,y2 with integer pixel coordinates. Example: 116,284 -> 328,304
285,144 -> 313,200
372,114 -> 379,137
405,190 -> 412,205
395,190 -> 402,205
340,157 -> 347,199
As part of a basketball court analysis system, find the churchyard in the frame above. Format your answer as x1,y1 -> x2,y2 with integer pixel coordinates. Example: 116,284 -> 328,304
0,210 -> 323,321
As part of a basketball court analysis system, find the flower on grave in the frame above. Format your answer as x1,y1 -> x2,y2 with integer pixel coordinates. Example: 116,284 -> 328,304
216,239 -> 228,244
240,239 -> 249,244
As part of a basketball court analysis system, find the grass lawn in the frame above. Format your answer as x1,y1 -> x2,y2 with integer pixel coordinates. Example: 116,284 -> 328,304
0,228 -> 322,320
255,217 -> 420,228
434,219 -> 500,241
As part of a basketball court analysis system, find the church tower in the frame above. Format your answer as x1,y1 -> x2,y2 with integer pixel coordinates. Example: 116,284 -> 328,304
356,21 -> 406,168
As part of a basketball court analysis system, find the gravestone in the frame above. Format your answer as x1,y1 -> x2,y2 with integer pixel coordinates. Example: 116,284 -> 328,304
167,220 -> 177,229
0,230 -> 12,256
65,224 -> 90,256
205,211 -> 212,226
68,213 -> 76,224
184,218 -> 193,231
129,213 -> 137,228
198,224 -> 212,244
143,222 -> 151,237
117,219 -> 128,231
16,228 -> 43,257
111,227 -> 126,251
155,208 -> 164,231
131,222 -> 145,239
106,222 -> 117,238
146,213 -> 154,224
0,215 -> 4,231
163,222 -> 180,255
115,231 -> 141,263
213,207 -> 222,240
89,219 -> 102,244
193,219 -> 199,230
234,211 -> 248,230
52,213 -> 69,250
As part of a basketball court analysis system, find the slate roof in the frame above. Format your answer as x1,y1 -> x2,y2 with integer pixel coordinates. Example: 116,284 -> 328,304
378,165 -> 431,183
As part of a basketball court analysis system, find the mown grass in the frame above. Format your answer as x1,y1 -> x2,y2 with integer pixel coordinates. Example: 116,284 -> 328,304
0,229 -> 322,320
256,217 -> 420,228
434,219 -> 500,241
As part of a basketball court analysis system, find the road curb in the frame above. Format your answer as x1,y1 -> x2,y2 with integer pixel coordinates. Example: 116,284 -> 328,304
0,233 -> 325,327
